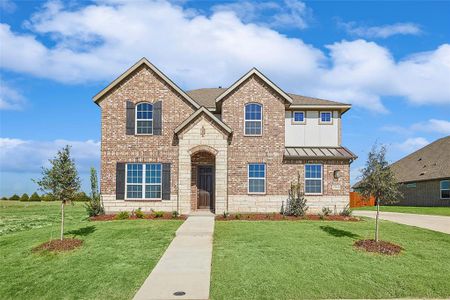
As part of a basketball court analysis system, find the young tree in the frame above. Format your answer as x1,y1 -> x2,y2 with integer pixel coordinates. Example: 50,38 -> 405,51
84,167 -> 104,216
283,172 -> 308,217
35,146 -> 81,240
358,144 -> 401,242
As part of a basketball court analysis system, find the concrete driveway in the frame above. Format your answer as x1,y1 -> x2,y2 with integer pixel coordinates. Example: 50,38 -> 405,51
353,210 -> 450,234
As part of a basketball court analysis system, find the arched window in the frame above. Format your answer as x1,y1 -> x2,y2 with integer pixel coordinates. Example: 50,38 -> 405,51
136,103 -> 153,134
244,103 -> 262,135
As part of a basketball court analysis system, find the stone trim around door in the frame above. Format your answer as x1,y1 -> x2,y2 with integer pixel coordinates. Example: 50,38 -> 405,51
178,116 -> 228,215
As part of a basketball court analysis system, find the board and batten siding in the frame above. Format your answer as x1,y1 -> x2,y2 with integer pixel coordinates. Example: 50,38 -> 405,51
394,178 -> 450,207
285,110 -> 340,147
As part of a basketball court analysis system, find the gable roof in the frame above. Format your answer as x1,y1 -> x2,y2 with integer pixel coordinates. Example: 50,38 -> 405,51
174,106 -> 232,135
93,58 -> 200,109
215,68 -> 293,104
187,88 -> 351,111
390,136 -> 450,183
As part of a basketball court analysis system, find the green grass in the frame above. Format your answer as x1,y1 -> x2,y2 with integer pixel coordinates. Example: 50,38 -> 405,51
211,220 -> 450,299
353,205 -> 450,216
0,201 -> 182,299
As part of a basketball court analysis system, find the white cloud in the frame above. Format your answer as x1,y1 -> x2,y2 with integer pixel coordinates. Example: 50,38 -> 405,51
212,0 -> 311,30
393,137 -> 429,153
0,0 -> 450,112
0,137 -> 100,173
383,119 -> 450,136
340,21 -> 422,38
411,119 -> 450,135
0,0 -> 16,13
0,81 -> 27,110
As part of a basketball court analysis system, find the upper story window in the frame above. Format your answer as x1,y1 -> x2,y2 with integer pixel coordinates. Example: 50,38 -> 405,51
305,164 -> 322,194
441,180 -> 450,199
126,163 -> 162,200
320,111 -> 332,124
292,111 -> 305,124
136,103 -> 153,134
245,103 -> 262,135
248,163 -> 266,194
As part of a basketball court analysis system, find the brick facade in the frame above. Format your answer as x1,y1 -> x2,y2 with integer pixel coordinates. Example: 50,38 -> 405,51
97,61 -> 352,214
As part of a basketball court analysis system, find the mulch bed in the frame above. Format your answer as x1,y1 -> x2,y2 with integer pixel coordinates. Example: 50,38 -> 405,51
32,239 -> 83,253
90,213 -> 187,221
354,239 -> 403,255
216,213 -> 359,221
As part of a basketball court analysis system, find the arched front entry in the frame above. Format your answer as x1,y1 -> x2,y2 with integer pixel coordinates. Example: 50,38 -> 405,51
191,150 -> 216,212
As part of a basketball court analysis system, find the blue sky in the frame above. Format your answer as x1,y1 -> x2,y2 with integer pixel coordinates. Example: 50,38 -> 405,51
1,0 -> 449,196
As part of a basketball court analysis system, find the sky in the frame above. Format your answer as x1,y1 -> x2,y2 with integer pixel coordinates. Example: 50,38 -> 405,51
0,0 -> 449,196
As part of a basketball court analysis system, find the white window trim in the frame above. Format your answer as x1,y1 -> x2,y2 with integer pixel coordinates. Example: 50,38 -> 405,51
440,180 -> 450,200
292,111 -> 306,125
244,103 -> 263,136
247,163 -> 266,195
319,111 -> 333,125
304,164 -> 323,195
125,163 -> 162,200
135,102 -> 153,135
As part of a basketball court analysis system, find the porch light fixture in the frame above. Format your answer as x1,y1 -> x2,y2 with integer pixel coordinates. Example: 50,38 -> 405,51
333,170 -> 342,179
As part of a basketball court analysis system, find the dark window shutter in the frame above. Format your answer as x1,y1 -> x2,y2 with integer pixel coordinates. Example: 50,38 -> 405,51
162,163 -> 171,200
126,101 -> 135,135
153,101 -> 162,135
116,163 -> 126,200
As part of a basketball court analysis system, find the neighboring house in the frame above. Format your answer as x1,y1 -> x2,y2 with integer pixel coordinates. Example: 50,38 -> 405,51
94,58 -> 356,214
389,136 -> 450,206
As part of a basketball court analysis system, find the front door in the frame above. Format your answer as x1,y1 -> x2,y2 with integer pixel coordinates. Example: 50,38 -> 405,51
197,166 -> 214,210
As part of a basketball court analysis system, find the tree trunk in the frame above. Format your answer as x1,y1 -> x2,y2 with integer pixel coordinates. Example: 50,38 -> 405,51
60,201 -> 65,241
375,199 -> 380,242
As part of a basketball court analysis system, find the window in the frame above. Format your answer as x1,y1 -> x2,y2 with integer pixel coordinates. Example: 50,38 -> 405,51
292,111 -> 305,124
248,163 -> 266,193
441,180 -> 450,199
305,164 -> 322,194
320,111 -> 332,124
406,183 -> 417,188
126,163 -> 162,199
245,103 -> 262,135
136,103 -> 153,134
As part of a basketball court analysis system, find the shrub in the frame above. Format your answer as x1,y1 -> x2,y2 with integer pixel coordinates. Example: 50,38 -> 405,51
74,191 -> 90,202
84,167 -> 104,217
153,211 -> 164,218
339,204 -> 352,217
322,207 -> 332,216
20,193 -> 30,202
135,208 -> 145,219
172,210 -> 179,219
115,211 -> 130,220
235,213 -> 242,220
284,173 -> 308,217
222,211 -> 229,219
29,192 -> 41,202
9,194 -> 20,201
41,194 -> 55,201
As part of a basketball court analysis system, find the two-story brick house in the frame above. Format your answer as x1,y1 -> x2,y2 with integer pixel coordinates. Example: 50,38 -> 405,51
94,58 -> 356,214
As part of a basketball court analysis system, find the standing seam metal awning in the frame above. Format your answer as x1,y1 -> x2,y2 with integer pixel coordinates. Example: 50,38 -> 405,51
284,146 -> 357,160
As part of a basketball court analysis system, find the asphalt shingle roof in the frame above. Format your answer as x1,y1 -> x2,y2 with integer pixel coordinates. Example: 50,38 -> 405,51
186,88 -> 348,108
390,136 -> 450,183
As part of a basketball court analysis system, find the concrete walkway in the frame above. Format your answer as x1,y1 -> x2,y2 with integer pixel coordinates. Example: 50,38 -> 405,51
133,211 -> 215,300
353,210 -> 450,234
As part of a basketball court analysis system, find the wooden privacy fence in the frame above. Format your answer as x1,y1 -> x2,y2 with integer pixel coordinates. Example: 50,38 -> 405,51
350,192 -> 375,208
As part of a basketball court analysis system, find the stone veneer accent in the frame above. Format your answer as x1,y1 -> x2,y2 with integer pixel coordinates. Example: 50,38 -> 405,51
177,115 -> 229,214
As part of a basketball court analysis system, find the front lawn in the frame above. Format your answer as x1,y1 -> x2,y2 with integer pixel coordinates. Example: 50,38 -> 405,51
353,205 -> 450,216
211,220 -> 450,299
0,201 -> 182,299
